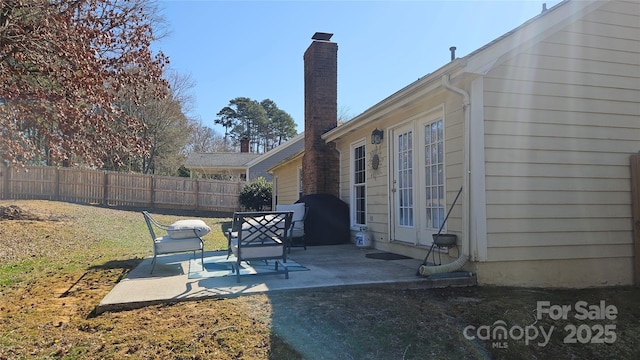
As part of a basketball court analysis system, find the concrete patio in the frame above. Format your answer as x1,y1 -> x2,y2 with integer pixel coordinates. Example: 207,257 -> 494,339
96,244 -> 476,314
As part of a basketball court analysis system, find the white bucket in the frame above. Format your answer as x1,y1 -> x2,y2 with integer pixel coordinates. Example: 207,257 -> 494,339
355,227 -> 372,248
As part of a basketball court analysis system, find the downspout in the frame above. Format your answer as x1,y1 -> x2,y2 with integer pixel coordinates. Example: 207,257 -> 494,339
419,74 -> 471,275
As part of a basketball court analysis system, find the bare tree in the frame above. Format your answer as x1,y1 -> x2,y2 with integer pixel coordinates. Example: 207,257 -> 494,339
0,0 -> 168,167
188,121 -> 229,153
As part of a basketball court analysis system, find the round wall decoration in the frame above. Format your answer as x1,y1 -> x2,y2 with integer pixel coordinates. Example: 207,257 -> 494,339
371,154 -> 380,169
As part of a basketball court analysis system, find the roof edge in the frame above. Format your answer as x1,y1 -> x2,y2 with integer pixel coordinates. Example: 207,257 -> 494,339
323,0 -> 603,142
267,150 -> 304,174
323,60 -> 464,141
245,132 -> 305,167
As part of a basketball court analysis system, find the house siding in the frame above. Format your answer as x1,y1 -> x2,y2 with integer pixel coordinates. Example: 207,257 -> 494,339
272,157 -> 302,205
479,0 -> 640,286
334,89 -> 466,258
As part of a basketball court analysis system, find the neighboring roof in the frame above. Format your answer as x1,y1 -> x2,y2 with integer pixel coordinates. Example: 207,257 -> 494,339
185,152 -> 261,169
245,132 -> 305,167
323,0 -> 601,142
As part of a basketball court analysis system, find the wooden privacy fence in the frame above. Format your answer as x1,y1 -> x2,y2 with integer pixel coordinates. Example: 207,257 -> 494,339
0,165 -> 243,213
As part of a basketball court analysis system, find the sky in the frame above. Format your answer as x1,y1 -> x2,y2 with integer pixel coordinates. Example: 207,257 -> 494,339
154,0 -> 563,135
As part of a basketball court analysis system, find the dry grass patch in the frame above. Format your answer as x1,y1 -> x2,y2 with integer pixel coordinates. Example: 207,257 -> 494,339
0,201 -> 301,359
0,200 -> 639,359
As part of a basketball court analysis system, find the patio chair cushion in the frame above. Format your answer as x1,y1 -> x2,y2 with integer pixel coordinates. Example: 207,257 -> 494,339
167,219 -> 211,239
229,237 -> 284,259
276,203 -> 306,237
276,203 -> 305,222
290,227 -> 304,238
154,235 -> 203,254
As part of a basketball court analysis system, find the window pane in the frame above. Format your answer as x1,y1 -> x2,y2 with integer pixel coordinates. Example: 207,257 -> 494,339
397,130 -> 413,227
424,119 -> 446,231
425,147 -> 430,166
431,122 -> 437,143
425,166 -> 430,187
353,144 -> 366,225
431,144 -> 437,163
431,164 -> 438,186
356,185 -> 366,225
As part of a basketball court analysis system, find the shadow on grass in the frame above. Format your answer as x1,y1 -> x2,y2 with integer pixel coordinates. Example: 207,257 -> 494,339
61,259 -> 142,297
59,259 -> 142,316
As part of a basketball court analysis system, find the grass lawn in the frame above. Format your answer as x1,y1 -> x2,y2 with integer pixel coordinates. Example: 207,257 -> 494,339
0,200 -> 639,359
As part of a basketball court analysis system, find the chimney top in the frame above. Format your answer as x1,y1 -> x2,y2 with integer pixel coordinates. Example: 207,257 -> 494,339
240,136 -> 250,153
312,32 -> 333,41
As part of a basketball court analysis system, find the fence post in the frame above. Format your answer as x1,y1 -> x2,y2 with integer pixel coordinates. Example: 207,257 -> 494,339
103,171 -> 109,206
55,167 -> 60,201
1,164 -> 9,199
631,154 -> 640,286
150,175 -> 155,208
194,178 -> 199,212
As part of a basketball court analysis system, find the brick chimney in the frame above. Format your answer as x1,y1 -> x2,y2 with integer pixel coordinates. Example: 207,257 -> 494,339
301,32 -> 339,196
240,136 -> 250,153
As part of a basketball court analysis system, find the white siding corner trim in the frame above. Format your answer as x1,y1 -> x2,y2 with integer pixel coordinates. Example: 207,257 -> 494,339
470,76 -> 488,261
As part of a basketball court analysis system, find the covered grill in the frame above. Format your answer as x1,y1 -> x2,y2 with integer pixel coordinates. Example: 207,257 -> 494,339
297,194 -> 350,246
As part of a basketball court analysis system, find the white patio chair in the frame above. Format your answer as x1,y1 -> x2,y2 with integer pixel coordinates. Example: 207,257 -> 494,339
226,211 -> 293,282
275,203 -> 308,253
142,211 -> 209,274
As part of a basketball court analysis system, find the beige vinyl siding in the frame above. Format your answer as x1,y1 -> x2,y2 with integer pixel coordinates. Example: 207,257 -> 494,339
333,89 -> 465,254
272,158 -> 302,205
336,134 -> 389,233
482,0 -> 640,263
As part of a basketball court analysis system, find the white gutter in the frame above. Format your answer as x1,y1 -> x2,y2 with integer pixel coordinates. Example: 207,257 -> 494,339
419,74 -> 471,276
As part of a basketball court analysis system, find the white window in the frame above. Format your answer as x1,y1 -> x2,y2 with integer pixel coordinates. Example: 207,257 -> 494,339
424,119 -> 445,230
352,142 -> 366,226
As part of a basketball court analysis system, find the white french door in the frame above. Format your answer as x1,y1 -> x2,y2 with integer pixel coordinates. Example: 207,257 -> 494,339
391,123 -> 416,243
391,115 -> 446,246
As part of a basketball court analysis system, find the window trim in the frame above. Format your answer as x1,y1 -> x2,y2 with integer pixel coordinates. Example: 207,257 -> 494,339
351,139 -> 367,228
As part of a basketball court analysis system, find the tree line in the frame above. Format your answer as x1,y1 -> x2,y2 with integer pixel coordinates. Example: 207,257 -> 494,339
215,97 -> 297,154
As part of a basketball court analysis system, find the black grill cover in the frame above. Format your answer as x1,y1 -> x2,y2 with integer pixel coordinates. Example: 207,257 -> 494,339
297,194 -> 350,245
